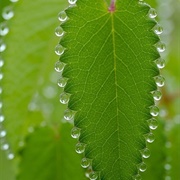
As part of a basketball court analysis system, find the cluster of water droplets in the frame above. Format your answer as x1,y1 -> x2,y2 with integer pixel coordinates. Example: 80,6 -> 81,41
0,0 -> 19,160
132,1 -> 166,179
54,1 -> 99,179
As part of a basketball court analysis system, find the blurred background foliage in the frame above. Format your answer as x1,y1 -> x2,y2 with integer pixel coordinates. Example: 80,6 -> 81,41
0,0 -> 179,179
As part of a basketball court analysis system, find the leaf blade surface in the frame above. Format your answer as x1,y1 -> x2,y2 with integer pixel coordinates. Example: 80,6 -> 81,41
60,0 -> 160,179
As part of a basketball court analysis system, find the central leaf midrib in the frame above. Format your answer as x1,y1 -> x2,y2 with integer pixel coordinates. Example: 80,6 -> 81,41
110,13 -> 121,167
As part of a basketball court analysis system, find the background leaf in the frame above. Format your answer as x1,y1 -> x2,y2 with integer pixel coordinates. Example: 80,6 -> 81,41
17,124 -> 86,180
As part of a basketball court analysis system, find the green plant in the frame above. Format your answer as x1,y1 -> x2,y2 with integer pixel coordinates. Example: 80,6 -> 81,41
0,0 -> 179,180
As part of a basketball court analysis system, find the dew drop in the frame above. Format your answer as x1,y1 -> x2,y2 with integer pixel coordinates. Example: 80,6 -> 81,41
0,101 -> 2,108
89,171 -> 98,180
0,42 -> 6,52
0,115 -> 5,122
133,174 -> 141,180
150,105 -> 159,117
155,58 -> 165,69
58,11 -> 67,22
54,61 -> 65,72
64,109 -> 75,121
165,176 -> 171,180
1,143 -> 9,150
0,88 -> 2,94
2,7 -> 14,20
68,0 -> 77,5
81,158 -> 91,168
18,141 -> 25,147
152,90 -> 162,101
165,142 -> 172,148
71,127 -> 81,139
0,23 -> 9,36
7,153 -> 14,160
60,92 -> 70,104
164,163 -> 171,170
138,162 -> 147,172
0,73 -> 4,80
148,118 -> 158,130
55,44 -> 64,56
55,26 -> 64,37
155,75 -> 165,87
0,59 -> 4,67
145,133 -> 155,143
28,126 -> 34,133
57,77 -> 68,87
75,142 -> 86,154
153,24 -> 163,35
148,8 -> 157,19
141,148 -> 151,158
10,0 -> 19,2
0,130 -> 6,138
156,42 -> 166,53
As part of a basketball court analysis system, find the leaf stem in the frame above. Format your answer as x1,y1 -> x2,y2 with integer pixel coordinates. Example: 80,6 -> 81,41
108,0 -> 116,12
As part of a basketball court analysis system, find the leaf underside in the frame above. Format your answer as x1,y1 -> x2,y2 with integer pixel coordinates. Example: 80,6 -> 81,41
60,0 -> 160,179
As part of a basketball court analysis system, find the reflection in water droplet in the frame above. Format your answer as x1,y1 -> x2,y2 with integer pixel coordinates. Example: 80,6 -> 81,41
71,127 -> 81,139
54,61 -> 65,72
58,11 -> 67,22
145,133 -> 155,143
55,26 -> 64,37
1,143 -> 9,150
28,127 -> 34,133
0,42 -> 6,52
149,8 -> 157,19
0,23 -> 9,36
150,105 -> 159,117
0,115 -> 5,122
81,157 -> 91,168
156,58 -> 165,69
138,162 -> 147,172
141,148 -> 151,158
2,7 -> 14,20
7,153 -> 14,160
156,42 -> 166,53
64,109 -> 76,121
60,92 -> 70,104
155,75 -> 165,87
165,176 -> 171,180
75,142 -> 86,154
0,73 -> 4,80
0,130 -> 6,137
0,101 -> 2,108
133,174 -> 141,180
68,0 -> 77,5
152,90 -> 162,101
148,118 -> 158,130
10,0 -> 19,2
55,44 -> 64,56
57,77 -> 68,87
89,172 -> 98,180
153,24 -> 163,35
43,86 -> 57,99
0,59 -> 4,67
164,164 -> 171,170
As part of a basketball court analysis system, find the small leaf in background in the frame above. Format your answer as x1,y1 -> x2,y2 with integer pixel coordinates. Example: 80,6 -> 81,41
17,124 -> 86,180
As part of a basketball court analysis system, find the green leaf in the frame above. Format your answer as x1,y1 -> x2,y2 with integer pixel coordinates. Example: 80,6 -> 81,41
60,0 -> 160,179
17,124 -> 86,180
0,149 -> 15,180
1,0 -> 68,151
